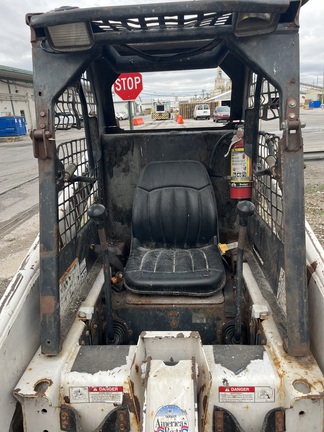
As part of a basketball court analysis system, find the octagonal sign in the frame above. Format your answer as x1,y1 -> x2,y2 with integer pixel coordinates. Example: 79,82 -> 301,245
114,73 -> 143,101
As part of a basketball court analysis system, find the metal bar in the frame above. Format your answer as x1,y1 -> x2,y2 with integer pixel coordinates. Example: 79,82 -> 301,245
39,142 -> 61,355
128,101 -> 134,131
94,26 -> 233,45
29,0 -> 290,28
282,126 -> 310,356
108,45 -> 229,74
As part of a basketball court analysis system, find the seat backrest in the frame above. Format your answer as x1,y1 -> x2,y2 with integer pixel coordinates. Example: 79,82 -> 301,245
132,160 -> 218,247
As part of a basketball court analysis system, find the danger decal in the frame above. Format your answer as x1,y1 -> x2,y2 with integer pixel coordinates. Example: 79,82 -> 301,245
219,386 -> 275,403
69,385 -> 123,404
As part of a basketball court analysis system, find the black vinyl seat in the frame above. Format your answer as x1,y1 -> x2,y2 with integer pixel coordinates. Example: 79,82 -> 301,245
124,160 -> 226,296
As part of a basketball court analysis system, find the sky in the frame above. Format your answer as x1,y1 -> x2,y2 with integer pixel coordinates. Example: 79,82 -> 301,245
0,0 -> 323,98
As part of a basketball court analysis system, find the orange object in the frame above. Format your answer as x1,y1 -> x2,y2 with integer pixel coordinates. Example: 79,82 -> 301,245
133,117 -> 144,126
176,115 -> 184,124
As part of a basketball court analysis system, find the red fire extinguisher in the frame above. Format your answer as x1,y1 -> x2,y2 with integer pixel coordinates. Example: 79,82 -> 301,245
225,128 -> 252,199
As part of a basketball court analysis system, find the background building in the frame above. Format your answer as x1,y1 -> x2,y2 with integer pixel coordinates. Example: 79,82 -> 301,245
0,65 -> 35,134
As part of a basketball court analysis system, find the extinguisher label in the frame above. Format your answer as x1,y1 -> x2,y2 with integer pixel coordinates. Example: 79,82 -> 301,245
231,149 -> 250,181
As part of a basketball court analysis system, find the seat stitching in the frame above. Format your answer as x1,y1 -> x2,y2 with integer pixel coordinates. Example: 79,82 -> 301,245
184,249 -> 194,271
199,249 -> 209,271
139,250 -> 150,271
173,250 -> 176,273
154,250 -> 163,273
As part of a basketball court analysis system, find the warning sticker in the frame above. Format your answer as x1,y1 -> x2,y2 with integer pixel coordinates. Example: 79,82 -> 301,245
69,386 -> 123,404
219,386 -> 274,403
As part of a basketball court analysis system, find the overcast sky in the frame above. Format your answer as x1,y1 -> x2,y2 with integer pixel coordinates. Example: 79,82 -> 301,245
0,0 -> 323,97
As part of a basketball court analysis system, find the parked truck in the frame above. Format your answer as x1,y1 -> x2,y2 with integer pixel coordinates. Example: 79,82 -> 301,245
1,0 -> 323,431
151,100 -> 171,120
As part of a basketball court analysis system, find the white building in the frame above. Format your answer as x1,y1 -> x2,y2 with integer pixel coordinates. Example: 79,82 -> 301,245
0,65 -> 36,133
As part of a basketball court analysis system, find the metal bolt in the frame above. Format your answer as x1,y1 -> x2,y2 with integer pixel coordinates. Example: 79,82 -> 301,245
288,99 -> 297,108
289,113 -> 296,120
170,320 -> 178,328
40,111 -> 46,117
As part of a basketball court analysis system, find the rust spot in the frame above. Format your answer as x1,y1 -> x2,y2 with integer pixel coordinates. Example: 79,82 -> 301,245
59,258 -> 78,285
203,394 -> 208,411
41,296 -> 55,315
135,364 -> 139,373
307,261 -> 318,284
190,331 -> 200,338
214,410 -> 224,432
275,410 -> 285,432
127,380 -> 141,421
63,395 -> 70,404
310,261 -> 318,271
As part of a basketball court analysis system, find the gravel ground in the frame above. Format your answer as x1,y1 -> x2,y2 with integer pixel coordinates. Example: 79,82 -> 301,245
304,160 -> 324,245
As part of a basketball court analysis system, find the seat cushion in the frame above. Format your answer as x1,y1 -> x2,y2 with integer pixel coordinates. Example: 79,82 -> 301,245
124,240 -> 226,296
124,160 -> 225,296
132,160 -> 218,247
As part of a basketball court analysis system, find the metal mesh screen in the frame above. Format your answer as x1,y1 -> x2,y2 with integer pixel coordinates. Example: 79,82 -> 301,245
249,73 -> 283,240
55,74 -> 97,130
57,138 -> 99,248
253,134 -> 283,240
94,12 -> 232,32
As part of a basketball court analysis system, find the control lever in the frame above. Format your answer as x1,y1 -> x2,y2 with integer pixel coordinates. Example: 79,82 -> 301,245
234,200 -> 255,343
88,203 -> 115,344
64,163 -> 95,184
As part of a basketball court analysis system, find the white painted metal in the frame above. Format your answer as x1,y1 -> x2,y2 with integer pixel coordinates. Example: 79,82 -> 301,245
143,359 -> 197,432
14,320 -> 324,432
0,235 -> 40,432
204,345 -> 280,432
3,238 -> 324,431
130,332 -> 211,431
305,220 -> 324,373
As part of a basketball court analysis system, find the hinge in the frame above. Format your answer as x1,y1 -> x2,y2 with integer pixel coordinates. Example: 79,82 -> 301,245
281,97 -> 305,152
30,128 -> 53,159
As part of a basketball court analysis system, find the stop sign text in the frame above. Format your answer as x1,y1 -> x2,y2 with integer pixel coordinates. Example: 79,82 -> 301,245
114,73 -> 143,101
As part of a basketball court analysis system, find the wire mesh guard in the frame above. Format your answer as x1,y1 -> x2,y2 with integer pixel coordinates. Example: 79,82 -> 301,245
254,134 -> 283,240
55,74 -> 98,249
93,12 -> 232,32
57,138 -> 98,249
55,75 -> 96,131
249,73 -> 283,240
57,138 -> 99,249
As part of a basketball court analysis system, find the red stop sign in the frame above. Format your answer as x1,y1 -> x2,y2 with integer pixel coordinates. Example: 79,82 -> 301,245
113,73 -> 143,101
